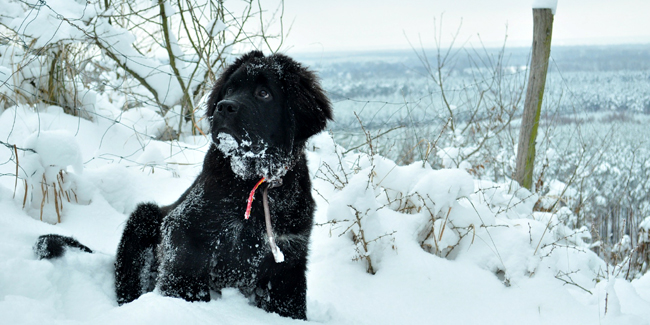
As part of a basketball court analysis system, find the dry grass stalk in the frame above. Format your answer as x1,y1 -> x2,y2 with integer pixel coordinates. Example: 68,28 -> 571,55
418,193 -> 440,254
40,176 -> 46,221
52,182 -> 60,223
57,171 -> 70,203
438,207 -> 453,242
13,144 -> 18,198
22,179 -> 28,209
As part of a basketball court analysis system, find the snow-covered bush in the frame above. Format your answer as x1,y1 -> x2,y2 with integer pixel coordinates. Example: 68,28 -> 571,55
0,0 -> 285,136
532,117 -> 650,276
17,129 -> 92,224
628,217 -> 650,278
309,132 -> 605,291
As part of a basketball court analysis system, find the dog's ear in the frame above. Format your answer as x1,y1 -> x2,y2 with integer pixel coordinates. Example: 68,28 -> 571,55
272,54 -> 333,142
206,51 -> 266,119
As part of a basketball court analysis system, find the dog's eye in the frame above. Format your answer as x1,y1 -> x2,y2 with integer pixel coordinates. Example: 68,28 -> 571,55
257,89 -> 271,100
225,88 -> 233,96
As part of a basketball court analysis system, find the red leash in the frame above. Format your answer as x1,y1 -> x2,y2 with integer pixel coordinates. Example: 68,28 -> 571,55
243,176 -> 284,263
244,177 -> 266,220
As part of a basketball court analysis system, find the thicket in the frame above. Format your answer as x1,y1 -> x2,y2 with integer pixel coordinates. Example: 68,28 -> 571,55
1,0 -> 285,137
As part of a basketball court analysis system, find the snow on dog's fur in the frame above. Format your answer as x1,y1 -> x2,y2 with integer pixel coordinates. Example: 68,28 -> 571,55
35,51 -> 332,320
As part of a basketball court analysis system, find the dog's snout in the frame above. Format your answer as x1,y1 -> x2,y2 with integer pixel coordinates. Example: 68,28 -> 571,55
216,100 -> 239,114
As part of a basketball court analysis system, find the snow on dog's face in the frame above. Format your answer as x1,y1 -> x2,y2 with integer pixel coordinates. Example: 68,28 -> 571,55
207,51 -> 332,181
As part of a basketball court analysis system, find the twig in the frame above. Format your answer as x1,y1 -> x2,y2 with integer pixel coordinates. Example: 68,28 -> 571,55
13,145 -> 18,198
438,206 -> 452,242
53,182 -> 61,224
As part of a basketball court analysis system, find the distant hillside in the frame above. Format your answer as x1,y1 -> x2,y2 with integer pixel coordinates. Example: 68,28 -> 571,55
295,44 -> 650,78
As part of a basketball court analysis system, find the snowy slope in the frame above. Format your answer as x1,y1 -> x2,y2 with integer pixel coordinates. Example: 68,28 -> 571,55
1,106 -> 650,325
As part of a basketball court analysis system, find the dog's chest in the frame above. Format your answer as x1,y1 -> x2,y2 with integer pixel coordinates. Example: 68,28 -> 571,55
166,177 -> 307,291
208,215 -> 269,289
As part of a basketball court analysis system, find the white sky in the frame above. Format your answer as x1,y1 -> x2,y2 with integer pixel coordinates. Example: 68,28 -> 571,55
275,0 -> 650,53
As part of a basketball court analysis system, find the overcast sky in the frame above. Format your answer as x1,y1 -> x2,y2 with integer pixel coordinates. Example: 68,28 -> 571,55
277,0 -> 650,53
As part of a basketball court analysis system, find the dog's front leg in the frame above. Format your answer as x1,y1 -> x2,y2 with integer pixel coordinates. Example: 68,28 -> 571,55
157,225 -> 211,302
256,260 -> 308,320
255,235 -> 310,320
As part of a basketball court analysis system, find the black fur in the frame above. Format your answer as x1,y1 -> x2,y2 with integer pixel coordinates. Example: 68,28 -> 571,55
115,202 -> 164,305
34,234 -> 92,259
35,51 -> 332,320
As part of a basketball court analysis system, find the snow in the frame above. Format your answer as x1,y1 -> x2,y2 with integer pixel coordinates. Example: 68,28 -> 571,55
216,132 -> 267,179
209,19 -> 227,37
641,217 -> 650,231
215,132 -> 292,182
532,0 -> 558,15
1,0 -> 89,48
23,129 -> 84,175
2,104 -> 650,324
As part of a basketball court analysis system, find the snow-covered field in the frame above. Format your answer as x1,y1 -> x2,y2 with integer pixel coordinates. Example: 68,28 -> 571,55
1,103 -> 650,325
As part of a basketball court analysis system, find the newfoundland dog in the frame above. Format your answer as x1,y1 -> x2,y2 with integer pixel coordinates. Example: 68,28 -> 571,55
34,50 -> 332,320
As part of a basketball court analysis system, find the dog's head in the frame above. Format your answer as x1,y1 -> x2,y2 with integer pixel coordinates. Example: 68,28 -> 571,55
206,51 -> 332,180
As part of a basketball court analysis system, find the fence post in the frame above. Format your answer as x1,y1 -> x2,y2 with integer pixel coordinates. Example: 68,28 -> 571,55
515,8 -> 554,190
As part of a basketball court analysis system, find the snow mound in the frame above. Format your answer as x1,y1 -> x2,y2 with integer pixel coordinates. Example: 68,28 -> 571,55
23,130 -> 84,175
18,130 -> 92,224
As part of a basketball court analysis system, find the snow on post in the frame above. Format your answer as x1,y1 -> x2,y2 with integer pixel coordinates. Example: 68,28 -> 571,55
532,0 -> 558,14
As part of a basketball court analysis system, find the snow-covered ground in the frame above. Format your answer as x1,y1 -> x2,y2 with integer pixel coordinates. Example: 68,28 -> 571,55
1,104 -> 650,325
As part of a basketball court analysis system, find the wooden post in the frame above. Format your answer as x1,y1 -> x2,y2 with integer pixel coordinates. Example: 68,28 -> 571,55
515,8 -> 554,190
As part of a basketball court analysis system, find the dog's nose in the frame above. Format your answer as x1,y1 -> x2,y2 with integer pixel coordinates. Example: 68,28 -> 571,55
216,100 -> 239,114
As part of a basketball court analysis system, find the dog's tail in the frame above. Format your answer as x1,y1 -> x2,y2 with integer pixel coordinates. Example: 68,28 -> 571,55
34,234 -> 93,259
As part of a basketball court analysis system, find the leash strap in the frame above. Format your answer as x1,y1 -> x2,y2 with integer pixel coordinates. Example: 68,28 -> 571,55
243,176 -> 284,263
263,187 -> 285,263
244,177 -> 266,220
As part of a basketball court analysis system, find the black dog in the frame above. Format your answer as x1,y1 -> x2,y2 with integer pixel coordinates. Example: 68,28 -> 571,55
35,51 -> 332,320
